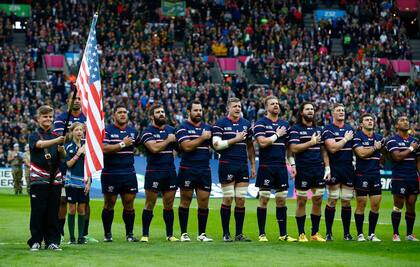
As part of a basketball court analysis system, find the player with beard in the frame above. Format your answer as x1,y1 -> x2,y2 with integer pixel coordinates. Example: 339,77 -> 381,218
322,103 -> 355,241
253,96 -> 297,242
353,113 -> 384,242
140,105 -> 179,242
176,100 -> 213,242
289,102 -> 330,242
386,116 -> 419,242
101,105 -> 140,242
212,97 -> 256,242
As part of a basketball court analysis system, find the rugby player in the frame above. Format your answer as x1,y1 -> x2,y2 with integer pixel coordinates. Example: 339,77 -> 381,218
140,105 -> 179,242
353,113 -> 383,242
322,103 -> 355,241
176,100 -> 213,242
386,116 -> 419,241
253,96 -> 297,242
101,105 -> 139,242
289,102 -> 330,242
212,97 -> 256,242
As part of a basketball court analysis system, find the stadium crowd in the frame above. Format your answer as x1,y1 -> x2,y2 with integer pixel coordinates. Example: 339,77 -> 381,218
0,0 -> 419,165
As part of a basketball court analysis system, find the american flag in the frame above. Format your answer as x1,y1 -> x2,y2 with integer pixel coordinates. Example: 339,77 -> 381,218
76,14 -> 104,181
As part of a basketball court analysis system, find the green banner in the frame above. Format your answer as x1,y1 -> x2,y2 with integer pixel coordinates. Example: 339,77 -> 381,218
161,0 -> 186,17
0,4 -> 31,17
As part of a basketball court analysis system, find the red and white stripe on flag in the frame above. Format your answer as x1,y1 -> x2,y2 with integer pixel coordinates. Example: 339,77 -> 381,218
75,14 -> 104,181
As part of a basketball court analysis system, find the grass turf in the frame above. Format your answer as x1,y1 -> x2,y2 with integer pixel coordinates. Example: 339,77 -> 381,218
0,189 -> 418,267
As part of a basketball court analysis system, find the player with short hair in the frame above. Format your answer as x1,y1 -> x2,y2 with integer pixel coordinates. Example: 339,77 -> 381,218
386,116 -> 419,242
176,100 -> 213,242
353,113 -> 384,242
253,96 -> 297,242
101,105 -> 139,242
289,102 -> 330,242
322,103 -> 355,241
212,97 -> 256,242
140,105 -> 179,242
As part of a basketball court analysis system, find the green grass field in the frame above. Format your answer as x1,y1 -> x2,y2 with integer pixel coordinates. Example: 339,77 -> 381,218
0,189 -> 418,267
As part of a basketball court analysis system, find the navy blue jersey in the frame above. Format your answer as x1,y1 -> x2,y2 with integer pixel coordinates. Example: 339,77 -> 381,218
353,131 -> 383,176
322,123 -> 354,164
53,111 -> 86,135
103,124 -> 138,175
28,128 -> 62,185
386,134 -> 420,180
253,116 -> 289,165
64,141 -> 85,188
289,124 -> 323,168
140,125 -> 176,170
176,121 -> 212,168
212,116 -> 252,164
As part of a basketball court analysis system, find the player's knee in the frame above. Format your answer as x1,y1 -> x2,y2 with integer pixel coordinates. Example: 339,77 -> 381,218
235,186 -> 248,198
341,199 -> 351,207
275,191 -> 287,206
296,197 -> 307,207
296,189 -> 308,198
235,197 -> 245,207
327,187 -> 340,200
327,198 -> 337,207
312,195 -> 323,207
341,187 -> 354,201
313,187 -> 325,197
68,205 -> 76,215
222,184 -> 235,198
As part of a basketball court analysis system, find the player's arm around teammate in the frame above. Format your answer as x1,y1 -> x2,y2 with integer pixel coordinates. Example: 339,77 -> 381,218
386,116 -> 419,242
353,114 -> 383,242
212,98 -> 255,242
140,105 -> 179,242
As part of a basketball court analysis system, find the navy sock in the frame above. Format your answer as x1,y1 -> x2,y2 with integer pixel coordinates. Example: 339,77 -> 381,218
354,213 -> 364,235
77,215 -> 86,239
276,207 -> 287,236
324,205 -> 335,235
234,207 -> 245,236
67,214 -> 75,240
368,211 -> 379,236
83,218 -> 89,236
220,204 -> 231,236
257,207 -> 267,235
405,212 -> 415,236
341,206 -> 351,236
163,209 -> 174,237
311,214 -> 321,236
122,209 -> 135,235
296,215 -> 306,235
178,207 -> 189,234
197,208 -> 209,235
141,209 -> 153,236
101,209 -> 114,235
391,211 -> 401,235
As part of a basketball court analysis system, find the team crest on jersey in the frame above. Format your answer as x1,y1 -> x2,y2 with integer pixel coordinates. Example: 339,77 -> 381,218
334,132 -> 340,136
362,142 -> 370,146
152,182 -> 159,188
362,181 -> 368,188
398,142 -> 405,146
300,131 -> 307,135
243,126 -> 248,130
188,130 -> 196,134
263,179 -> 270,186
224,127 -> 232,131
266,126 -> 273,129
153,134 -> 161,138
111,134 -> 119,138
130,133 -> 135,138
